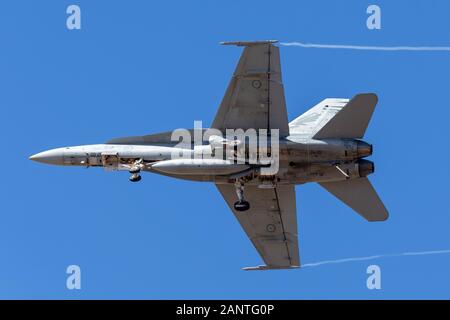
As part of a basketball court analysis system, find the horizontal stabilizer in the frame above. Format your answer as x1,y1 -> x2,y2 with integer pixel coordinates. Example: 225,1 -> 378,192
319,177 -> 388,222
312,93 -> 378,139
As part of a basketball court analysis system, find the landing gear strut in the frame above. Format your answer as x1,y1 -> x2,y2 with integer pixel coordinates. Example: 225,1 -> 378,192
129,159 -> 144,182
233,181 -> 250,211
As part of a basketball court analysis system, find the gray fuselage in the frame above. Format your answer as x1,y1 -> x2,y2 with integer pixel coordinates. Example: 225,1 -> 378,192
29,132 -> 374,186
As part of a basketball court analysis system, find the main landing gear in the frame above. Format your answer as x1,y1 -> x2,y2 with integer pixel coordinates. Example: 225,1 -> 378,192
129,159 -> 144,182
234,181 -> 250,212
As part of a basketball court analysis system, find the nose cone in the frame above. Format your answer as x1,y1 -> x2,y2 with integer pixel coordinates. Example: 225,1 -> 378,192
29,149 -> 64,165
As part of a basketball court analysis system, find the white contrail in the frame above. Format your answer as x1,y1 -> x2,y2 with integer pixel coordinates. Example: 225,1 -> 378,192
302,249 -> 450,268
280,42 -> 450,52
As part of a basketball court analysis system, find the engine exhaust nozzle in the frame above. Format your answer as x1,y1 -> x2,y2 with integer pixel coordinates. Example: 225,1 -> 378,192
356,140 -> 373,158
358,159 -> 374,177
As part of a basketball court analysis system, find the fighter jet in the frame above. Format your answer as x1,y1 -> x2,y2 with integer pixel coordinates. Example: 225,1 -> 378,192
30,40 -> 388,271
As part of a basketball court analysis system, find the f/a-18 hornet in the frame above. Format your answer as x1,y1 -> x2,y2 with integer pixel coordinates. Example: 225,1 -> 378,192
30,40 -> 388,271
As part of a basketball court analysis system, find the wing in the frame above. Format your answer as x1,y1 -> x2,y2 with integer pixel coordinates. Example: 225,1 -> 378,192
216,184 -> 300,270
212,41 -> 290,137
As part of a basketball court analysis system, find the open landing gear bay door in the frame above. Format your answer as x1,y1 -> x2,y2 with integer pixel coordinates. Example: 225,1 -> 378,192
216,184 -> 300,270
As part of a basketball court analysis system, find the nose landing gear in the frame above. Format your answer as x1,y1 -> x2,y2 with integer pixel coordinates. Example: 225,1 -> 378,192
233,182 -> 250,211
129,173 -> 142,182
129,159 -> 144,182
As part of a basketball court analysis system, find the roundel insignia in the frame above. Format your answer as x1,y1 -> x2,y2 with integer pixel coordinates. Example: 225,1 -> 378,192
252,80 -> 262,89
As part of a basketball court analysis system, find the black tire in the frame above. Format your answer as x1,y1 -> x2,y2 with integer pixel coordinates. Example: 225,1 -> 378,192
234,200 -> 250,212
129,175 -> 142,182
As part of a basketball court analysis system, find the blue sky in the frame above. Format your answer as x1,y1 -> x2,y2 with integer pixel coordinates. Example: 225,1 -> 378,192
1,0 -> 450,299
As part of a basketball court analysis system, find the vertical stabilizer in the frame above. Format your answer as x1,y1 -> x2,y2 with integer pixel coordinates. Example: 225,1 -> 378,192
312,93 -> 378,139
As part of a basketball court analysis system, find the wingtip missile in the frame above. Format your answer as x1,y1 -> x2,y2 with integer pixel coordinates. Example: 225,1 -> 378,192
220,40 -> 278,46
242,265 -> 300,271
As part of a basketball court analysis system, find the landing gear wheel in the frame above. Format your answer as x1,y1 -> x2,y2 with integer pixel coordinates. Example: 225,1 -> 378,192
129,173 -> 141,182
234,200 -> 250,212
